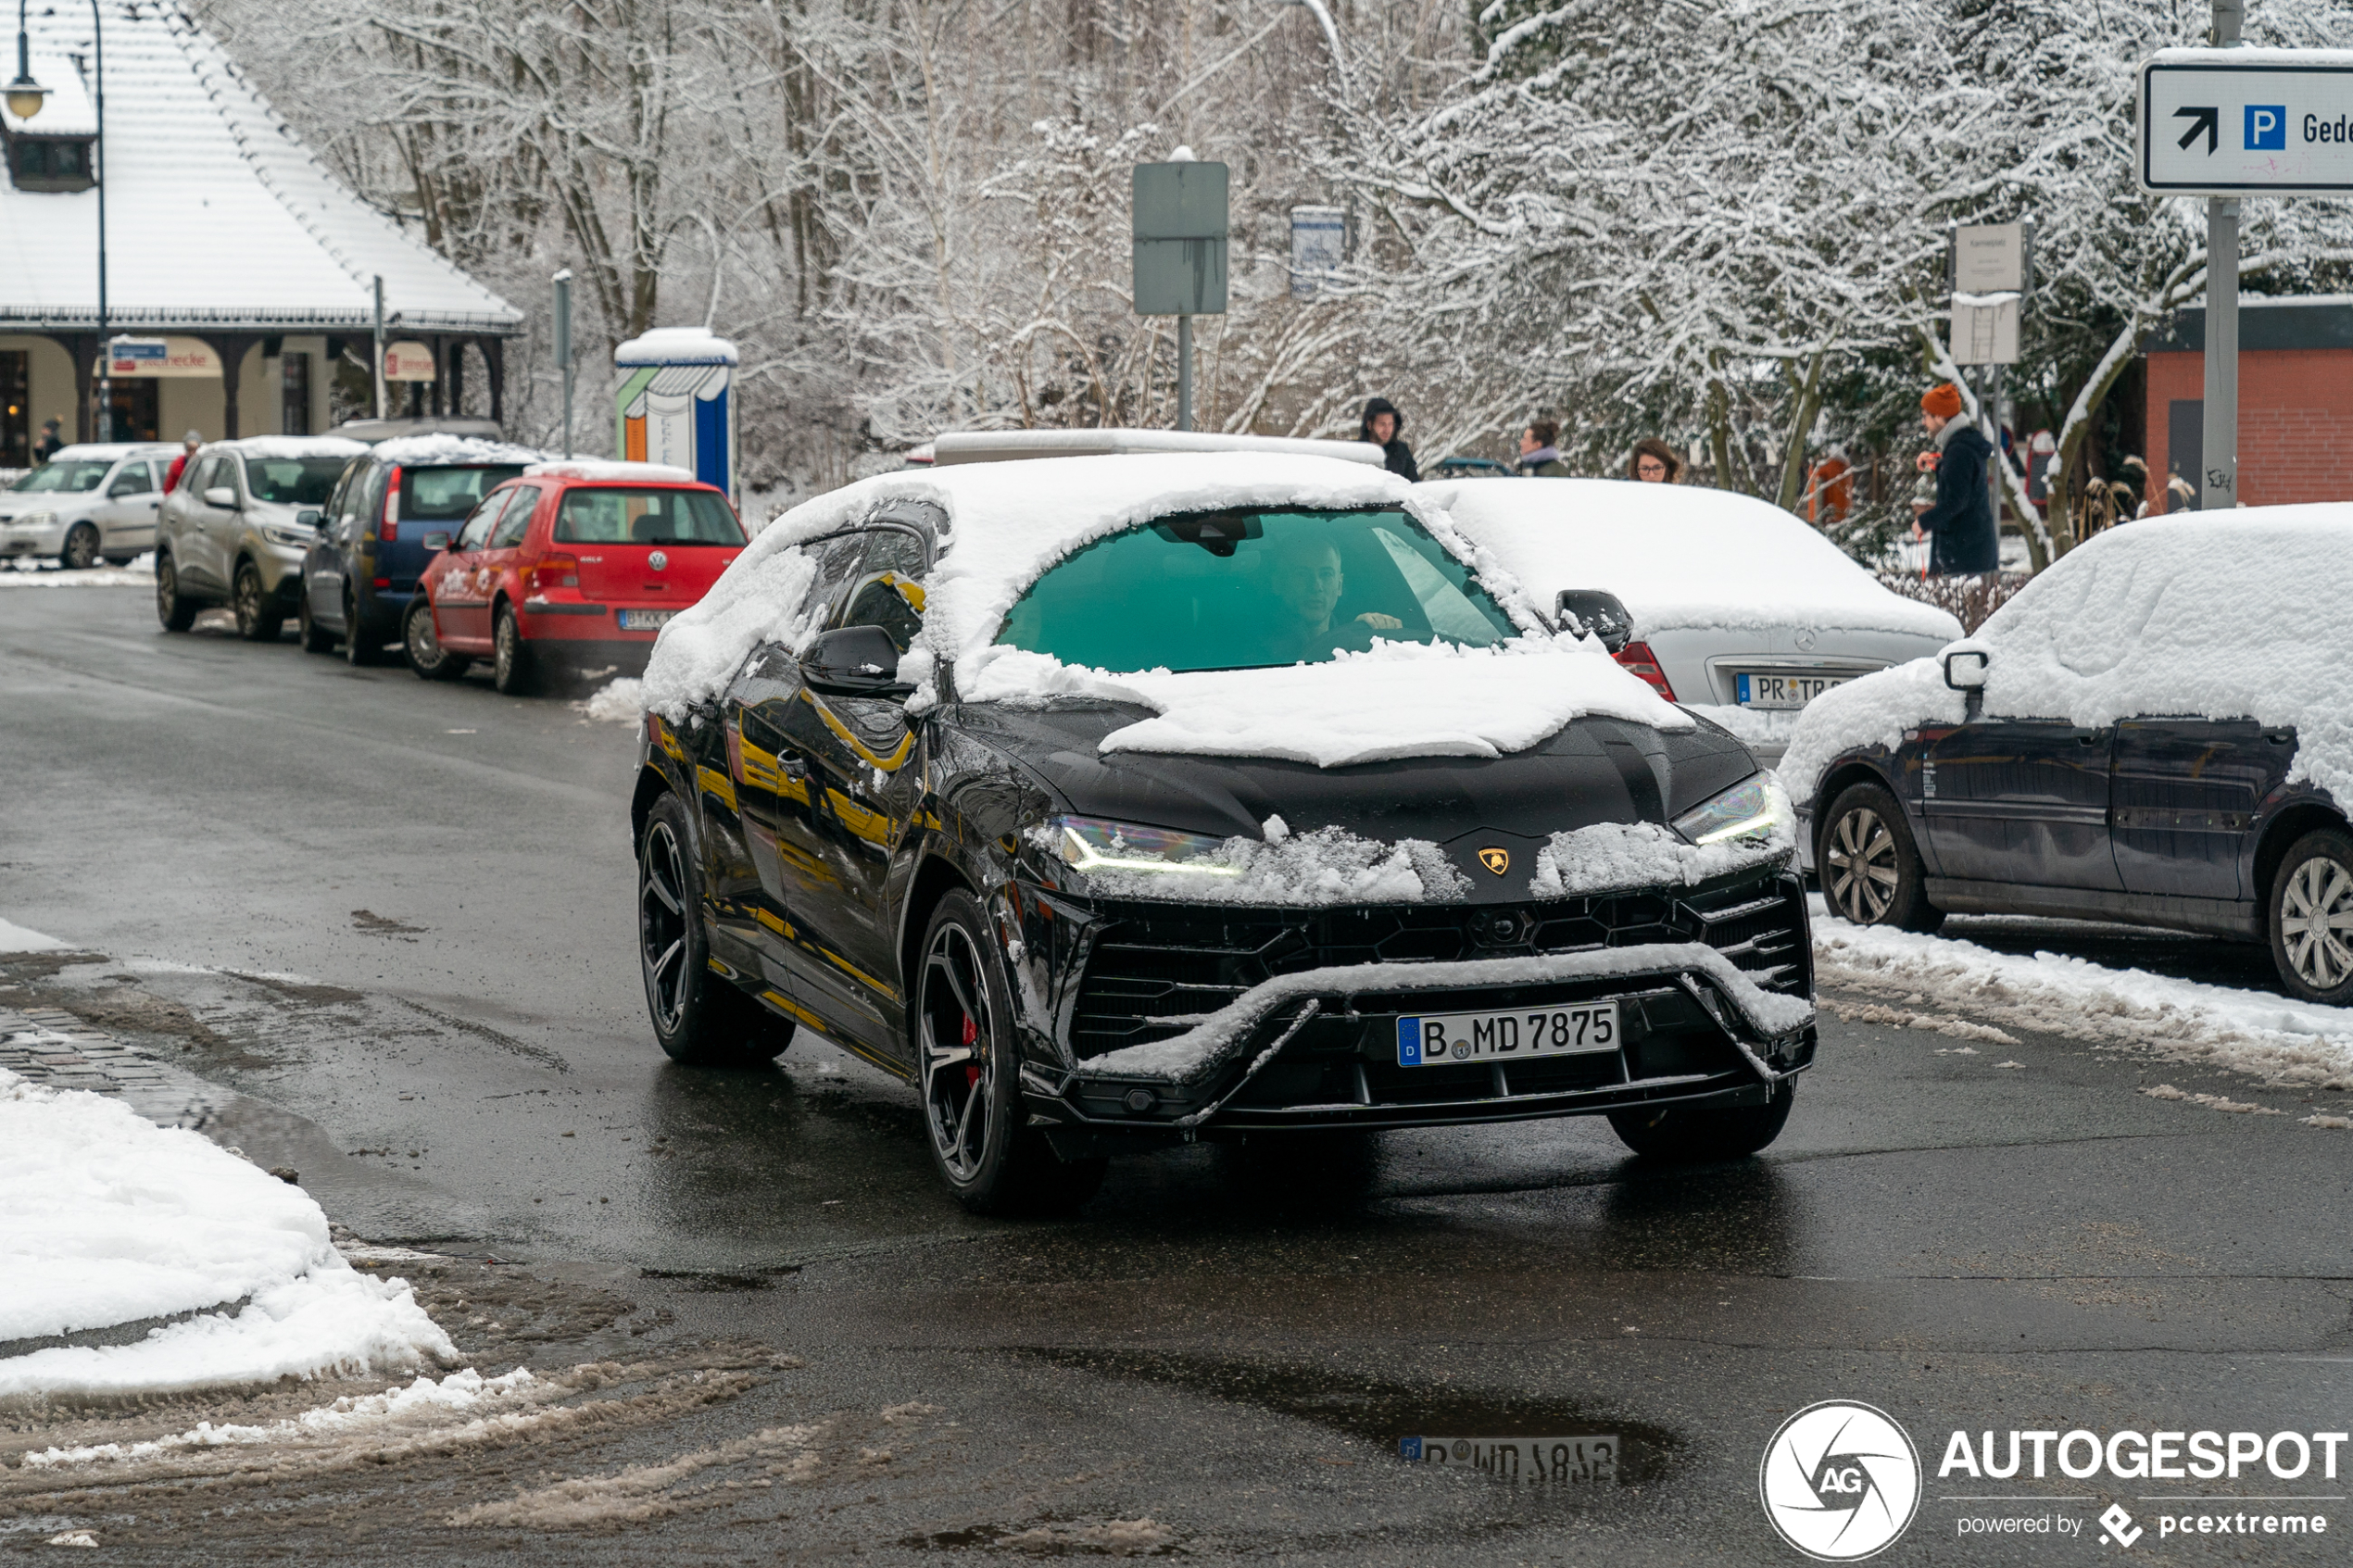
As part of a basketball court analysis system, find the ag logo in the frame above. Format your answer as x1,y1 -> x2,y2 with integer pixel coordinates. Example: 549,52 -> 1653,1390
1759,1400 -> 1920,1562
1477,847 -> 1509,875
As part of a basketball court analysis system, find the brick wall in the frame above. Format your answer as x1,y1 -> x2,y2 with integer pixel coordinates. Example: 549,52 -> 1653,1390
2145,347 -> 2353,509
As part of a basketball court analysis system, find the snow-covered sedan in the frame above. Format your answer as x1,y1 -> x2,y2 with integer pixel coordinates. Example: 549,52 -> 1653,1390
628,454 -> 1818,1212
1783,508 -> 2353,1002
1425,479 -> 1962,766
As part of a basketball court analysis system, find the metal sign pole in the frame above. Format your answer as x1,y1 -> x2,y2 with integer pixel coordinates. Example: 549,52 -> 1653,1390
371,275 -> 386,421
552,269 -> 574,458
2199,0 -> 2240,510
1176,316 -> 1193,433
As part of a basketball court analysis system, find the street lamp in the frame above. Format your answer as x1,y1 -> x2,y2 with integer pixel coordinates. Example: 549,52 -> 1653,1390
9,0 -> 108,441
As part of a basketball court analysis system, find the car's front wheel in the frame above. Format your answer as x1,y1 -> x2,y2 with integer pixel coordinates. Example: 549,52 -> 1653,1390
403,597 -> 470,681
639,792 -> 793,1066
156,553 -> 196,632
492,604 -> 535,696
916,890 -> 1107,1215
1819,781 -> 1943,933
60,522 -> 99,571
2271,828 -> 2353,1004
233,561 -> 283,642
296,591 -> 334,654
1607,1080 -> 1794,1162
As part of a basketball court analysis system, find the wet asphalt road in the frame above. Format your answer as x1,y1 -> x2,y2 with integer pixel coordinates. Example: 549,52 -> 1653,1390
3,583 -> 2352,1565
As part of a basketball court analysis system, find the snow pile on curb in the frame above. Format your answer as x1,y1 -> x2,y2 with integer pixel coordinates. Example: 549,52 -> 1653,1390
1080,945 -> 1815,1085
0,558 -> 154,589
1812,902 -> 2353,1089
21,1366 -> 535,1468
0,1069 -> 455,1403
1530,778 -> 1793,896
575,676 -> 646,723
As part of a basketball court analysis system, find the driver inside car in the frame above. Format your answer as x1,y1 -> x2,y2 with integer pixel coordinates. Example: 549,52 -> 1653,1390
1265,537 -> 1402,663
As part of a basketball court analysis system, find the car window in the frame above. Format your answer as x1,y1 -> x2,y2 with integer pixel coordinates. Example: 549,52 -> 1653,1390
403,464 -> 528,521
457,488 -> 511,551
832,529 -> 928,652
552,486 -> 743,546
107,463 -> 154,497
995,507 -> 1517,674
190,456 -> 225,495
242,456 -> 346,507
488,485 -> 540,549
13,459 -> 111,494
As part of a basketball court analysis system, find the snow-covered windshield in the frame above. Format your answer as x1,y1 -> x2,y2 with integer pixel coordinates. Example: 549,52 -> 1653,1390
11,461 -> 111,495
994,507 -> 1517,674
243,457 -> 349,506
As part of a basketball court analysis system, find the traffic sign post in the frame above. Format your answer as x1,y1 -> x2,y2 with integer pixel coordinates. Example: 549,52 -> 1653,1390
1133,157 -> 1228,433
2138,29 -> 2353,509
1947,222 -> 2032,541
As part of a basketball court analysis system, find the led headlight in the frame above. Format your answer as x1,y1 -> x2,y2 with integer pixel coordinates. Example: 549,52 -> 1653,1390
1670,774 -> 1781,846
1051,816 -> 1241,877
259,523 -> 313,548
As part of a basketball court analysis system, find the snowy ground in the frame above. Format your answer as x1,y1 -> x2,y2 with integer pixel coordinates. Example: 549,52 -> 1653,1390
0,554 -> 154,588
574,675 -> 645,722
1811,894 -> 2353,1113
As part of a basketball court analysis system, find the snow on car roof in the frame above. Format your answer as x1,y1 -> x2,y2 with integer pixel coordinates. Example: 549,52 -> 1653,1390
1782,506 -> 2353,809
642,452 -> 1694,767
371,434 -> 546,468
209,436 -> 369,459
523,459 -> 698,484
1424,478 -> 1962,641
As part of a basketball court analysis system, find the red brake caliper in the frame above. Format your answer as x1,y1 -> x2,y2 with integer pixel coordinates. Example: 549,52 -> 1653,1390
961,1012 -> 979,1085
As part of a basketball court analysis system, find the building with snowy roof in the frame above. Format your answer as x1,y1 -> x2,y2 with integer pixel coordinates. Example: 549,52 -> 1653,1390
0,0 -> 522,467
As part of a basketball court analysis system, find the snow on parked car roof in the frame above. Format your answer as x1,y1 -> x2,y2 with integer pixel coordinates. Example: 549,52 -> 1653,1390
1424,478 -> 1962,641
522,459 -> 698,484
208,435 -> 369,459
371,434 -> 545,468
641,452 -> 1694,766
1781,507 -> 2353,809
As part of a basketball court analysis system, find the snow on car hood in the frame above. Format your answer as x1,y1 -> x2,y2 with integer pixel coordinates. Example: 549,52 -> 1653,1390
1781,508 -> 2353,808
643,453 -> 1689,766
1425,478 -> 1962,641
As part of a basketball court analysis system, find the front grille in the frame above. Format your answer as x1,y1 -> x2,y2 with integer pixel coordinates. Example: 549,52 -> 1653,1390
1067,872 -> 1808,1059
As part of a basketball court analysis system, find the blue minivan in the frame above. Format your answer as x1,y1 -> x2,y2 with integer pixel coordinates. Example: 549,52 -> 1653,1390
297,433 -> 541,664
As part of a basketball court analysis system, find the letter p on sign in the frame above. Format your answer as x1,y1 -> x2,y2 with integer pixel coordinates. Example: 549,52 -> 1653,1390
2247,105 -> 2286,149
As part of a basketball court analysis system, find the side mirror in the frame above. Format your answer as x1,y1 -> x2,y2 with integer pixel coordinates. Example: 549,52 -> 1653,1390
421,531 -> 451,552
799,624 -> 914,700
1943,647 -> 1990,690
202,485 -> 237,509
296,508 -> 322,528
1554,588 -> 1634,654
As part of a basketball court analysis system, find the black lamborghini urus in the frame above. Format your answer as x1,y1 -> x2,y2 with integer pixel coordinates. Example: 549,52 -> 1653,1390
631,487 -> 1816,1212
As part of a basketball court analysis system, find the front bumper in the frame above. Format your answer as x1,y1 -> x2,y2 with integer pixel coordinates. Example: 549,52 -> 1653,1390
1,521 -> 68,556
1019,880 -> 1817,1143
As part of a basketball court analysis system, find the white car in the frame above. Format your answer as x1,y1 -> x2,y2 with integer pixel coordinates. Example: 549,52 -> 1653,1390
0,443 -> 180,569
156,436 -> 368,640
1424,478 -> 1963,765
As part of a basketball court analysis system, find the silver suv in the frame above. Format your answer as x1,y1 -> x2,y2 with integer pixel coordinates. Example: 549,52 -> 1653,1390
156,437 -> 366,639
0,443 -> 179,569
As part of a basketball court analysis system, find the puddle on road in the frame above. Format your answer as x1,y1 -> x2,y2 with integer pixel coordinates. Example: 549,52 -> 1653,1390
1023,1349 -> 1679,1488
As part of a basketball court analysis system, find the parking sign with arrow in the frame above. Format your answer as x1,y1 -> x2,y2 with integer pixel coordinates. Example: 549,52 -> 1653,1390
2142,48 -> 2353,193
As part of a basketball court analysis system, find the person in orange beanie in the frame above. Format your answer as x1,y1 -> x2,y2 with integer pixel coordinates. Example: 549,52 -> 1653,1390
1911,381 -> 1997,575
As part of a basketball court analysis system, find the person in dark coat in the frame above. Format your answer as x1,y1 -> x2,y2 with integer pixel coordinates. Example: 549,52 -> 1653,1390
1516,419 -> 1569,476
1912,382 -> 1998,576
34,419 -> 65,462
1358,397 -> 1419,482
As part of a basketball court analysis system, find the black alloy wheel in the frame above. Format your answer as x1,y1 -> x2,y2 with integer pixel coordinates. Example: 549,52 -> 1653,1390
2271,828 -> 2353,1004
1820,781 -> 1943,933
233,561 -> 283,642
344,585 -> 380,665
155,554 -> 195,632
404,597 -> 470,681
637,792 -> 793,1066
915,889 -> 1106,1215
60,522 -> 99,571
1607,1079 -> 1795,1162
492,604 -> 535,696
297,591 -> 334,654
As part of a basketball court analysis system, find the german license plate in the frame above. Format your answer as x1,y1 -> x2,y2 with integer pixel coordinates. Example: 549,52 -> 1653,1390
1736,671 -> 1850,709
1402,1436 -> 1619,1485
619,608 -> 676,631
1395,1003 -> 1617,1067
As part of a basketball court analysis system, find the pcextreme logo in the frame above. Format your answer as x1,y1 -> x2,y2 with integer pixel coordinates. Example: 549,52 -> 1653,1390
1760,1400 -> 1923,1562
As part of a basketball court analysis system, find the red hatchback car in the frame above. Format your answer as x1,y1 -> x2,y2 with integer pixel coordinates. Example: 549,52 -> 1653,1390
403,462 -> 746,693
